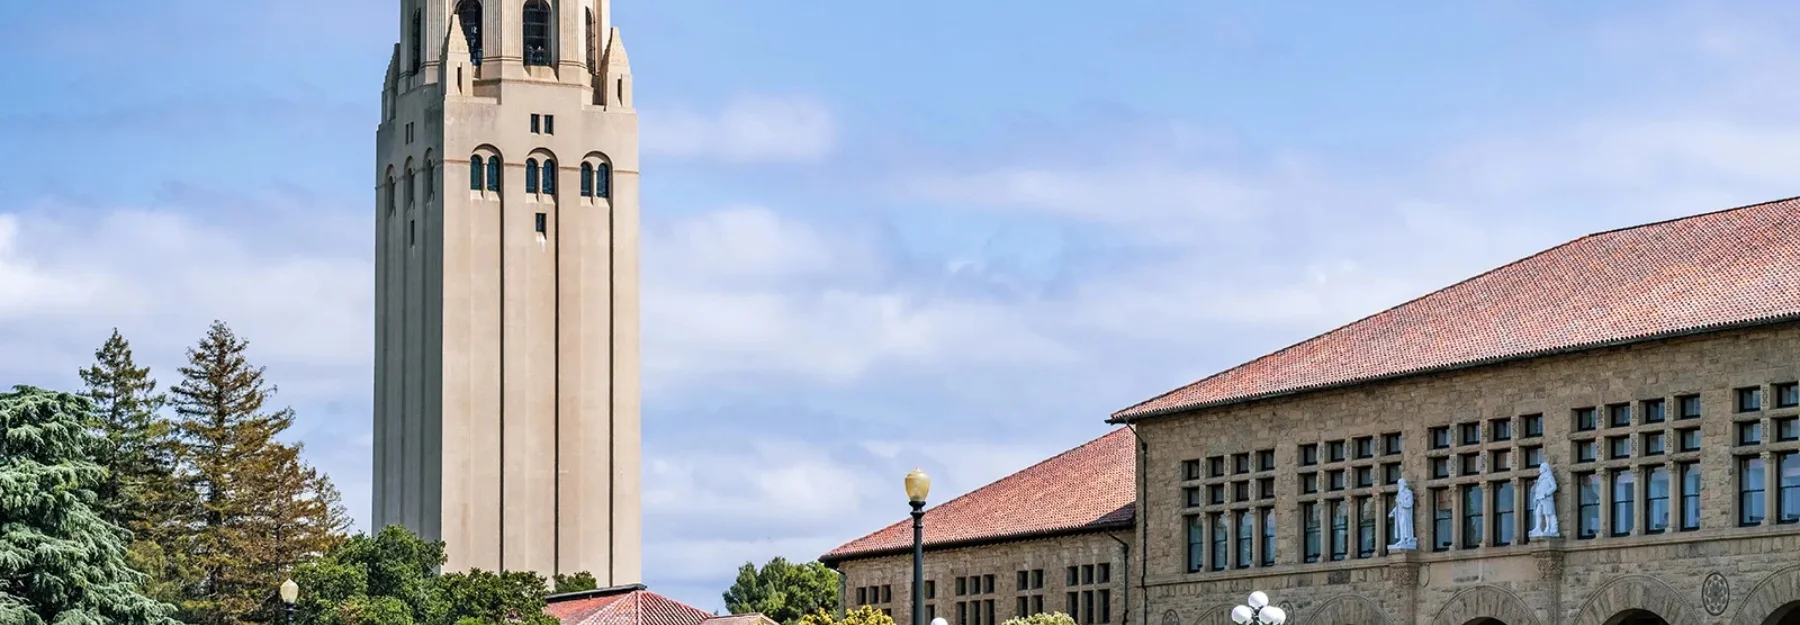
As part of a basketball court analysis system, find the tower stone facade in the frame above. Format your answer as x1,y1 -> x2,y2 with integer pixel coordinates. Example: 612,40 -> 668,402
372,0 -> 641,585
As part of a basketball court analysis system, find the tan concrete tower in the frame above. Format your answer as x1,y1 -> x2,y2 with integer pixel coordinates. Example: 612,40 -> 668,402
372,0 -> 641,585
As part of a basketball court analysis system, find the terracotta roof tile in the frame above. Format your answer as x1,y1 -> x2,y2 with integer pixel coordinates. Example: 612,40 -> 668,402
1113,198 -> 1800,421
821,428 -> 1135,563
546,588 -> 717,625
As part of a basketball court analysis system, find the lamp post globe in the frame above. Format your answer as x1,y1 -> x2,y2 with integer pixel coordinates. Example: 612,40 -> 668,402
907,469 -> 932,625
1231,592 -> 1284,625
279,578 -> 299,624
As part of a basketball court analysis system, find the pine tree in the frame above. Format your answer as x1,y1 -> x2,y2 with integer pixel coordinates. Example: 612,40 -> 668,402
168,320 -> 351,624
0,385 -> 183,625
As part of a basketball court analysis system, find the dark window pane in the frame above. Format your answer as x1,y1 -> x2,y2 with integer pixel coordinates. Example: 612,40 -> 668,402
470,156 -> 485,190
525,159 -> 539,193
457,0 -> 484,65
523,0 -> 553,66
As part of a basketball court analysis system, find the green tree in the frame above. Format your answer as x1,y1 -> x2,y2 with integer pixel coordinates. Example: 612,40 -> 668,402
291,524 -> 565,625
553,571 -> 600,594
0,385 -> 183,625
798,606 -> 895,625
1000,612 -> 1077,625
169,321 -> 351,623
723,557 -> 841,625
438,570 -> 560,625
77,329 -> 197,606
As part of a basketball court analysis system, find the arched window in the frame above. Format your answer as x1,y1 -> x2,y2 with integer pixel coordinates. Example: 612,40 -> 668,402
456,0 -> 484,66
594,162 -> 611,198
523,0 -> 552,67
580,163 -> 594,197
525,159 -> 540,194
486,157 -> 500,191
470,156 -> 485,190
542,160 -> 557,195
409,8 -> 423,74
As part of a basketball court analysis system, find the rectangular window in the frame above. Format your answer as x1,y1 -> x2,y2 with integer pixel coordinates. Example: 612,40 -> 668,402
1643,399 -> 1666,424
1777,417 -> 1799,442
1462,484 -> 1484,548
1236,511 -> 1253,568
1017,597 -> 1028,618
1609,436 -> 1631,459
858,588 -> 867,605
1779,383 -> 1799,409
959,602 -> 968,625
1017,571 -> 1028,591
1065,595 -> 1076,619
530,113 -> 541,133
1431,457 -> 1450,479
1208,457 -> 1225,477
957,577 -> 967,596
1233,481 -> 1250,502
1081,592 -> 1092,625
1491,449 -> 1512,472
1328,470 -> 1345,491
1302,502 -> 1320,563
1575,407 -> 1598,431
1300,473 -> 1318,494
1460,423 -> 1481,445
1257,450 -> 1276,471
544,114 -> 555,135
929,605 -> 937,621
1032,596 -> 1043,615
1492,418 -> 1512,442
884,587 -> 893,603
1208,485 -> 1224,505
1185,516 -> 1203,572
1355,466 -> 1374,488
1354,437 -> 1375,459
1461,453 -> 1480,476
1740,421 -> 1764,446
1577,440 -> 1597,463
1679,394 -> 1703,419
1578,472 -> 1601,539
984,575 -> 994,594
1182,460 -> 1201,481
1329,500 -> 1348,561
1384,462 -> 1403,485
1210,514 -> 1227,571
1183,487 -> 1200,508
1679,428 -> 1701,452
1258,478 -> 1275,500
1384,493 -> 1398,545
1430,427 -> 1451,449
1608,404 -> 1632,428
1384,432 -> 1403,455
1356,497 -> 1376,558
534,212 -> 547,234
1740,387 -> 1764,412
1680,463 -> 1701,531
1081,566 -> 1093,585
408,220 -> 416,246
1492,481 -> 1515,546
1233,453 -> 1250,475
1300,444 -> 1318,466
1432,488 -> 1453,551
1261,508 -> 1276,566
986,600 -> 995,625
1611,469 -> 1636,536
1098,590 -> 1111,624
1781,452 -> 1800,524
1095,564 -> 1107,584
1328,440 -> 1346,462
1523,445 -> 1544,467
1646,465 -> 1670,534
929,581 -> 937,599
1523,414 -> 1544,438
1031,570 -> 1043,589
1643,431 -> 1665,456
1742,456 -> 1767,527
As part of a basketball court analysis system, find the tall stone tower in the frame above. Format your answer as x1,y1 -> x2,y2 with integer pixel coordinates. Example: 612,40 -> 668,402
371,0 -> 641,585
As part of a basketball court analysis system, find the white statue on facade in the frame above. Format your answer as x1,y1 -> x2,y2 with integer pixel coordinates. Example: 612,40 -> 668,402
1529,462 -> 1560,538
1388,477 -> 1417,550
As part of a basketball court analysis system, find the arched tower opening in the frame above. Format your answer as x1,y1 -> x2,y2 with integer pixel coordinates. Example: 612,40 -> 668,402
456,0 -> 483,65
523,0 -> 553,67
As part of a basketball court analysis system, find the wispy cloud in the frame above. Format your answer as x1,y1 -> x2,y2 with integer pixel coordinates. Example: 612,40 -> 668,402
644,95 -> 838,163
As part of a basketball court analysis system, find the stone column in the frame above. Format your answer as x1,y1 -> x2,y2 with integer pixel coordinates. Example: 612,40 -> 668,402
1533,538 -> 1566,625
1387,551 -> 1421,625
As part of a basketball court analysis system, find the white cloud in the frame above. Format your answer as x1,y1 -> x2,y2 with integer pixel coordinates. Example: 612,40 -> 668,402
644,95 -> 838,163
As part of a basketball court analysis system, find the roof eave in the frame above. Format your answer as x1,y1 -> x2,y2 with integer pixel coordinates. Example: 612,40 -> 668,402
820,519 -> 1135,567
1109,313 -> 1800,425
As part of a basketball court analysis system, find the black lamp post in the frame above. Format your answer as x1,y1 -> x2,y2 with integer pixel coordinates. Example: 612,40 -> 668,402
904,468 -> 932,625
280,578 -> 299,625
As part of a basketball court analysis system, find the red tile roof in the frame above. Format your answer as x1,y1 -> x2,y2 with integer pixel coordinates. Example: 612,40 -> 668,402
821,428 -> 1136,564
1113,197 -> 1800,421
546,587 -> 717,625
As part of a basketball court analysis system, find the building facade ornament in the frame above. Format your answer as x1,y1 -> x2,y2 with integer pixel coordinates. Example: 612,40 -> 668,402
1529,462 -> 1560,538
1388,478 -> 1418,550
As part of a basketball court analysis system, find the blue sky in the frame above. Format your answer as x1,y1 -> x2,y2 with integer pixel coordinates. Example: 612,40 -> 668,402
7,0 -> 1800,613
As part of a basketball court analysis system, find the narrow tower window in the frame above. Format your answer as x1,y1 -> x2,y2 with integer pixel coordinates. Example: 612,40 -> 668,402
385,175 -> 396,213
542,160 -> 556,195
586,8 -> 597,68
405,168 -> 416,206
409,8 -> 423,74
486,156 -> 501,191
470,156 -> 484,190
534,212 -> 547,234
580,163 -> 594,197
424,160 -> 435,198
594,162 -> 611,198
525,159 -> 540,194
456,0 -> 483,66
523,0 -> 553,67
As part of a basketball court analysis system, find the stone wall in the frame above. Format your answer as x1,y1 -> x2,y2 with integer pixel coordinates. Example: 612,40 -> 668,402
1136,321 -> 1800,625
833,530 -> 1134,625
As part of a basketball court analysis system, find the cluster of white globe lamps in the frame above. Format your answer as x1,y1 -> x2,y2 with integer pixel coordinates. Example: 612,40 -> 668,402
1230,592 -> 1286,625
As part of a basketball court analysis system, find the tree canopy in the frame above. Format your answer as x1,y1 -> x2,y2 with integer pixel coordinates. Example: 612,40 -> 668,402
723,557 -> 841,625
291,525 -> 572,625
0,385 -> 184,625
798,606 -> 896,625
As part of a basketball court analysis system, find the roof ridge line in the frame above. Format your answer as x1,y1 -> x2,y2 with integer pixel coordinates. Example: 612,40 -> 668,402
1583,194 -> 1800,238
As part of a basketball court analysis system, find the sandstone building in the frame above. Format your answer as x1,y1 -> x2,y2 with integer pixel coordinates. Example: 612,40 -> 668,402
822,429 -> 1137,625
829,198 -> 1800,625
370,0 -> 642,585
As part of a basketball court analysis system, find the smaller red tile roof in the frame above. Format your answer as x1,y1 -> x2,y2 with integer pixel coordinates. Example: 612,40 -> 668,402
546,586 -> 717,625
1113,197 -> 1800,421
821,428 -> 1136,564
702,614 -> 778,625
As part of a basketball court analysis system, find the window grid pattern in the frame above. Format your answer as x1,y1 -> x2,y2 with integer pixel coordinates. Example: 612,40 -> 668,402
1180,444 -> 1277,572
1423,413 -> 1544,551
1569,394 -> 1708,541
1295,431 -> 1402,564
1735,382 -> 1800,528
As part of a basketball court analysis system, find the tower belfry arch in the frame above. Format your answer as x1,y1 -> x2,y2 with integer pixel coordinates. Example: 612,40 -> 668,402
372,0 -> 641,584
